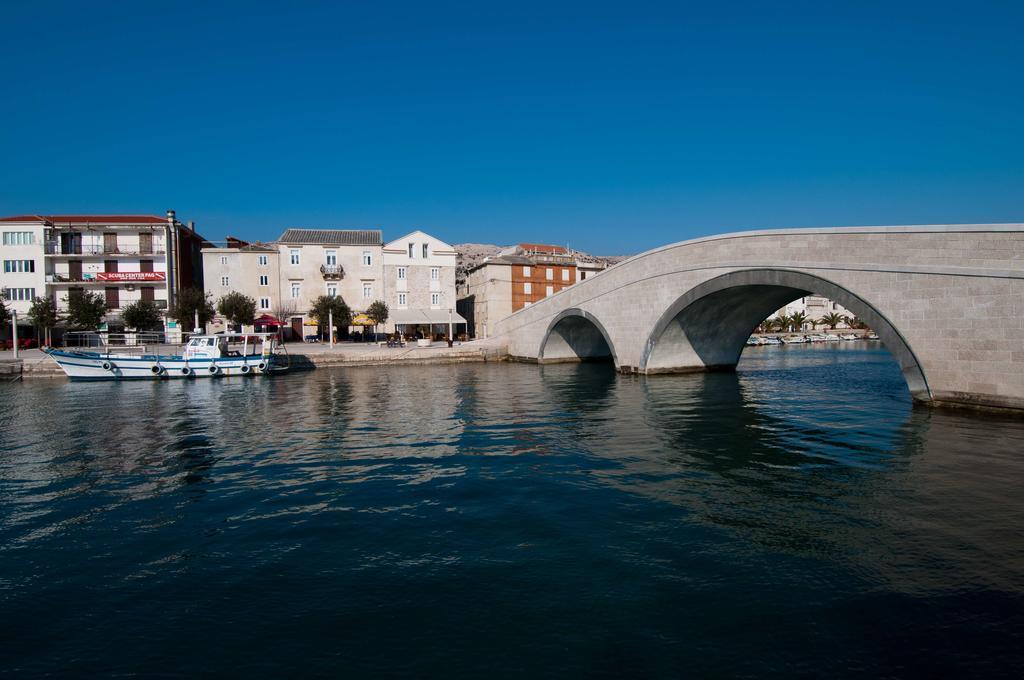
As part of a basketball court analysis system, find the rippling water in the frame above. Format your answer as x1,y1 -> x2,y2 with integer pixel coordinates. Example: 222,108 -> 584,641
2,343 -> 1023,677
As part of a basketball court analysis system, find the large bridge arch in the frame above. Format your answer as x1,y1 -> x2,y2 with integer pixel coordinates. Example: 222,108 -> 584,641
639,269 -> 930,400
538,308 -> 617,365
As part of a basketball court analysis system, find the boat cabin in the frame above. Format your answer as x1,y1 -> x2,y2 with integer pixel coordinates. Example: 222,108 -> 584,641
183,333 -> 277,361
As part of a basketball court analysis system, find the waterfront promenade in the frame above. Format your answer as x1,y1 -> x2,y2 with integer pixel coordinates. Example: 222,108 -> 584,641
0,338 -> 509,378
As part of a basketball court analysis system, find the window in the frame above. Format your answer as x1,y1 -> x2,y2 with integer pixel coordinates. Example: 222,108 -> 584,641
430,292 -> 440,307
546,268 -> 553,280
408,243 -> 414,258
259,297 -> 270,310
422,243 -> 429,259
326,284 -> 337,297
2,288 -> 35,301
580,271 -> 587,281
546,285 -> 553,297
2,232 -> 34,246
220,276 -> 230,286
430,267 -> 439,280
220,256 -> 228,265
362,283 -> 372,299
397,266 -> 406,280
325,250 -> 337,266
291,283 -> 301,298
259,275 -> 269,286
523,282 -> 532,294
362,251 -> 372,266
290,249 -> 300,265
258,255 -> 268,266
561,269 -> 569,281
523,266 -> 530,277
398,292 -> 407,307
3,260 -> 34,273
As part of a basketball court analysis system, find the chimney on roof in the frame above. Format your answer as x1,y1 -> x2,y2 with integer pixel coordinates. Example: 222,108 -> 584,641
188,220 -> 195,232
166,209 -> 176,222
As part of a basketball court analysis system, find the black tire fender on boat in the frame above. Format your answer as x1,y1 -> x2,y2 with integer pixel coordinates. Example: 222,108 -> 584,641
102,361 -> 112,371
181,366 -> 192,376
240,364 -> 252,374
257,361 -> 268,372
209,364 -> 220,374
151,365 -> 164,375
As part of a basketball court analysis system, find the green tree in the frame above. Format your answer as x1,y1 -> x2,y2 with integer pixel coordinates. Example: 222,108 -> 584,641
821,312 -> 844,329
772,314 -> 790,332
170,287 -> 216,330
309,295 -> 351,339
789,311 -> 808,332
217,291 -> 257,328
64,291 -> 107,330
0,292 -> 9,335
366,300 -> 389,340
121,299 -> 163,331
27,296 -> 60,346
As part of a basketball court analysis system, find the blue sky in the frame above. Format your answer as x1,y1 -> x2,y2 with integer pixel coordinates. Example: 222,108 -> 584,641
1,1 -> 1021,254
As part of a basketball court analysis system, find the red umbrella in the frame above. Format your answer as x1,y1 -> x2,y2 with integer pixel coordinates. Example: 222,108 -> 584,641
254,314 -> 284,327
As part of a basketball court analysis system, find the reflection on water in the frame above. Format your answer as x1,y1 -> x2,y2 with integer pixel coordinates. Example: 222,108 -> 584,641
1,344 -> 1023,677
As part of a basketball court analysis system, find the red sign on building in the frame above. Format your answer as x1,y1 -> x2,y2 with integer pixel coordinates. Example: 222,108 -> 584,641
95,272 -> 167,282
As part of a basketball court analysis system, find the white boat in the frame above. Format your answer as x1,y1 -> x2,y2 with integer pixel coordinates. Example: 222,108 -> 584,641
825,333 -> 841,342
761,336 -> 782,345
781,335 -> 808,344
867,332 -> 880,340
46,333 -> 288,381
841,333 -> 858,341
808,334 -> 827,343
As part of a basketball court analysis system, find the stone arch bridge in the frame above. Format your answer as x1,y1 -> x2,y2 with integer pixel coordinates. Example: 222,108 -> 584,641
492,225 -> 1024,412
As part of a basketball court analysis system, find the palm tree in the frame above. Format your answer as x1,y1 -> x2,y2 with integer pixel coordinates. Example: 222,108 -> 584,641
821,312 -> 844,329
789,311 -> 808,332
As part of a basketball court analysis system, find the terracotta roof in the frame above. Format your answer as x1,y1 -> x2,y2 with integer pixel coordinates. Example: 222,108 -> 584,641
0,214 -> 169,225
277,228 -> 383,246
519,243 -> 568,254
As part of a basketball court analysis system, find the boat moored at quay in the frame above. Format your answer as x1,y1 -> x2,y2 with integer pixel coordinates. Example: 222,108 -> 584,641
45,333 -> 288,380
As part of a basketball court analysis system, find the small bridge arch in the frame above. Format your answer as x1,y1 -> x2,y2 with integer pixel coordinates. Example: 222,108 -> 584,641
538,308 -> 617,365
639,269 -> 930,400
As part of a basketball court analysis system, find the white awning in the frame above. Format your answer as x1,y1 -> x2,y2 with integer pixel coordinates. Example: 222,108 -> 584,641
390,309 -> 467,325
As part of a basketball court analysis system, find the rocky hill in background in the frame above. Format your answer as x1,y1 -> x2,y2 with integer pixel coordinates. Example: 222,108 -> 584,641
455,244 -> 629,285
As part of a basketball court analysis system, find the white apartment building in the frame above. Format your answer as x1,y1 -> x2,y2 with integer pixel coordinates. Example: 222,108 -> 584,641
1,220 -> 47,326
382,230 -> 463,333
777,295 -> 855,327
275,229 -> 384,337
1,212 -> 207,335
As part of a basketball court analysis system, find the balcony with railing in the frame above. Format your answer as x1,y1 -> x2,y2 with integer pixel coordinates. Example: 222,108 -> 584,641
321,264 -> 345,279
44,241 -> 166,256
